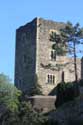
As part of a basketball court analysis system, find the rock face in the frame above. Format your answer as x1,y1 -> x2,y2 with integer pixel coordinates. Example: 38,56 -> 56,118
15,17 -> 82,95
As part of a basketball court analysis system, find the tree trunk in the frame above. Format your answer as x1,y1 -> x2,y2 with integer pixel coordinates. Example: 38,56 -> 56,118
73,39 -> 78,82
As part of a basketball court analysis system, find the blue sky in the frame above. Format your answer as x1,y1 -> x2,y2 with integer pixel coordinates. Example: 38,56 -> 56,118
0,0 -> 83,82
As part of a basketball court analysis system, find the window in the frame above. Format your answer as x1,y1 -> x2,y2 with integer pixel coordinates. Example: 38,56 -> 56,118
51,50 -> 56,60
47,74 -> 55,84
62,71 -> 65,82
23,54 -> 27,63
17,79 -> 22,89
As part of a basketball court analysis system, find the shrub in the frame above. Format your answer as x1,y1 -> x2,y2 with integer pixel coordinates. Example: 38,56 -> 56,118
55,82 -> 80,107
30,74 -> 43,96
79,79 -> 83,86
68,119 -> 83,125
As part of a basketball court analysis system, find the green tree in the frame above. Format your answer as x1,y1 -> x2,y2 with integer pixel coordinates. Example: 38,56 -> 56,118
0,73 -> 21,125
0,74 -> 47,125
50,22 -> 83,82
0,73 -> 21,112
60,22 -> 83,81
50,31 -> 67,56
50,30 -> 68,73
19,101 -> 47,125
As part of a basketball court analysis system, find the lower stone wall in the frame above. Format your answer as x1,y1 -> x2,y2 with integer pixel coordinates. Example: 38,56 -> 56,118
27,96 -> 56,112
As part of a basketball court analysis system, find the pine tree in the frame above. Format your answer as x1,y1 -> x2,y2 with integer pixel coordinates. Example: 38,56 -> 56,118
50,22 -> 83,82
60,22 -> 83,81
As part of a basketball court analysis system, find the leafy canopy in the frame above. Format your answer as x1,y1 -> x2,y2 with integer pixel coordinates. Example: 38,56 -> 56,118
0,73 -> 21,112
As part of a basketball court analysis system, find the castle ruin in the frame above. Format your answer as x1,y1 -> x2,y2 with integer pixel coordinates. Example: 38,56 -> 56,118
15,18 -> 83,95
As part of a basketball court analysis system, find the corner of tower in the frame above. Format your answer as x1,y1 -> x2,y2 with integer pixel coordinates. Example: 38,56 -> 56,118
35,17 -> 40,75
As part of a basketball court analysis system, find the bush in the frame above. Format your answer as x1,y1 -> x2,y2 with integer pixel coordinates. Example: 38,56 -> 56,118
43,119 -> 59,125
0,74 -> 47,125
68,119 -> 83,125
55,82 -> 80,107
30,74 -> 43,96
79,79 -> 83,86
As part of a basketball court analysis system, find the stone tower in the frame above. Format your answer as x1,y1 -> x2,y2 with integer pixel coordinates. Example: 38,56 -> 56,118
15,18 -> 81,95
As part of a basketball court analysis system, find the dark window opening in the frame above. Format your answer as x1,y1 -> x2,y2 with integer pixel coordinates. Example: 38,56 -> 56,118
51,50 -> 56,60
53,75 -> 55,84
47,74 -> 55,84
23,54 -> 27,63
62,71 -> 64,82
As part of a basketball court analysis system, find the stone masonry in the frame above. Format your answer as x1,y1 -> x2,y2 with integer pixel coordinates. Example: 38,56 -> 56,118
15,17 -> 83,95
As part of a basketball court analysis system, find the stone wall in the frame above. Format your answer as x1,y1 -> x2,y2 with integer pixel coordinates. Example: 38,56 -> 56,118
36,18 -> 81,95
15,18 -> 37,93
15,17 -> 82,95
27,96 -> 56,113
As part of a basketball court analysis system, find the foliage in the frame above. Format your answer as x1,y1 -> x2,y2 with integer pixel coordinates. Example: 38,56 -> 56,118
43,119 -> 59,125
0,73 -> 21,112
60,22 -> 83,81
52,43 -> 66,55
68,119 -> 83,125
1,101 -> 48,125
0,74 -> 47,125
30,74 -> 43,95
55,82 -> 80,107
50,22 -> 83,81
0,73 -> 21,124
40,63 -> 61,71
18,101 -> 47,125
79,79 -> 83,86
2,101 -> 48,125
50,31 -> 67,56
2,111 -> 20,125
